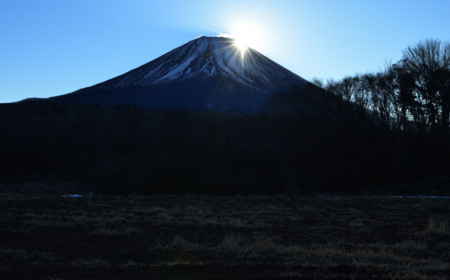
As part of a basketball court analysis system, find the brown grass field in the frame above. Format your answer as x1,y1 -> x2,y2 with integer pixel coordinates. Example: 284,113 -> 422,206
1,194 -> 449,279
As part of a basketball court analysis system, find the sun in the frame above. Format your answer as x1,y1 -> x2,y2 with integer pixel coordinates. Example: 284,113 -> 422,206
228,21 -> 264,55
233,35 -> 251,53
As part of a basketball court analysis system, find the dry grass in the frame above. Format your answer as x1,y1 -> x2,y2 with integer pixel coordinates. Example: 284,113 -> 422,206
218,232 -> 243,251
1,195 -> 450,279
422,218 -> 449,236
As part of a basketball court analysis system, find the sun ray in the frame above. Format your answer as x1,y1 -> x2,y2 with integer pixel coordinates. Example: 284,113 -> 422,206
228,20 -> 264,58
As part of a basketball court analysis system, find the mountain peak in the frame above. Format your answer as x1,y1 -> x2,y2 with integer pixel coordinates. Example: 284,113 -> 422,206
50,36 -> 309,112
94,35 -> 306,93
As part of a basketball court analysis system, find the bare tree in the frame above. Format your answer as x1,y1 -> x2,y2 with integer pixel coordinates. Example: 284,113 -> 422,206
401,39 -> 450,131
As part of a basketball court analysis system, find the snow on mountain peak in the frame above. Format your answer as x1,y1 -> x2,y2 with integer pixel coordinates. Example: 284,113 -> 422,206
98,36 -> 307,93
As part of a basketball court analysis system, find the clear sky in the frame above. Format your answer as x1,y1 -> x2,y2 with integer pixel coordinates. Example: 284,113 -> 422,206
1,0 -> 449,103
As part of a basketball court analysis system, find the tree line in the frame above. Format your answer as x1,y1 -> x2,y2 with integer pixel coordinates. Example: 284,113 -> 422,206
314,39 -> 450,138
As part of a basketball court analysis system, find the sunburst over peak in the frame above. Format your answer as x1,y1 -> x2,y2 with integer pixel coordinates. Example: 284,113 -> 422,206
225,20 -> 265,56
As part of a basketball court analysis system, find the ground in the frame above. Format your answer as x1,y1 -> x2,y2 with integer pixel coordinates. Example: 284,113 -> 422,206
1,195 -> 449,279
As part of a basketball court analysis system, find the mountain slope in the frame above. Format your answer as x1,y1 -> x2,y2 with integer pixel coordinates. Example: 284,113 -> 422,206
49,36 -> 309,112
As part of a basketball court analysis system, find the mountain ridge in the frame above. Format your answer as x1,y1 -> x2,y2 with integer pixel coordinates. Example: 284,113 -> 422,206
49,36 -> 309,112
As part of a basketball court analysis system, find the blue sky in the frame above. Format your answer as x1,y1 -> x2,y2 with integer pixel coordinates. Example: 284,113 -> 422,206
1,0 -> 449,103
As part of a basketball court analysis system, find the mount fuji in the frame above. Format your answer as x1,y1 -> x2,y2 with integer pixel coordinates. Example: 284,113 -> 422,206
49,36 -> 310,113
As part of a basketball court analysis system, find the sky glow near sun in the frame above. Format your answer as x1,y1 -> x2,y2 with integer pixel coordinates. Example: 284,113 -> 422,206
226,17 -> 267,55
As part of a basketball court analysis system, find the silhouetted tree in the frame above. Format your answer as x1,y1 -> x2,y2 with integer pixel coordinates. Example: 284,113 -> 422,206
401,39 -> 450,131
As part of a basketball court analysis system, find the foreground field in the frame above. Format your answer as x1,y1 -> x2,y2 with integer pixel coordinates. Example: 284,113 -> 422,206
1,195 -> 449,279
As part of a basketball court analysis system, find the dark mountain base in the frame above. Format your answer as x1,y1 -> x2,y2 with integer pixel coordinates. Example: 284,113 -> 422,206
49,77 -> 270,113
1,101 -> 449,195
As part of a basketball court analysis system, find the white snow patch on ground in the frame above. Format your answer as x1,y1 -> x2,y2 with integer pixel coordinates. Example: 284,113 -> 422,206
61,194 -> 83,198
